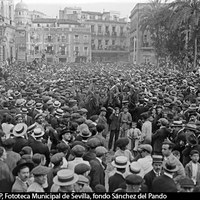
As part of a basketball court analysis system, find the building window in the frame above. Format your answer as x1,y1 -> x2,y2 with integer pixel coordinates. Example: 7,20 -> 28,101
73,11 -> 77,14
98,25 -> 102,33
120,26 -> 124,35
46,46 -> 53,54
112,26 -> 116,32
112,40 -> 115,45
84,47 -> 88,55
19,12 -> 21,15
37,24 -> 40,27
91,25 -> 95,32
143,35 -> 148,47
105,40 -> 109,46
60,46 -> 65,55
9,6 -> 12,19
98,40 -> 102,49
74,35 -> 79,40
84,35 -> 88,40
61,35 -> 65,42
113,15 -> 118,21
74,46 -> 79,55
35,46 -> 39,53
48,35 -> 52,42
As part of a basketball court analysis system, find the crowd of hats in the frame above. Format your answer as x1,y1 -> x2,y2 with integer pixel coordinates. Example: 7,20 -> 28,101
1,61 -> 200,192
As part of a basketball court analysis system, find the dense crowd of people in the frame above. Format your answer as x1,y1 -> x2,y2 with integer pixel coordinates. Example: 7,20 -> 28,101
0,60 -> 200,193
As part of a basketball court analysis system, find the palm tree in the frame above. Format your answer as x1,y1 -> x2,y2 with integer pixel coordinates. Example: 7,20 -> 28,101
168,0 -> 200,69
139,0 -> 170,66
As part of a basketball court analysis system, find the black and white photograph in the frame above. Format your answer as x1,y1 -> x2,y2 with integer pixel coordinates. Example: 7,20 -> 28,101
0,0 -> 200,195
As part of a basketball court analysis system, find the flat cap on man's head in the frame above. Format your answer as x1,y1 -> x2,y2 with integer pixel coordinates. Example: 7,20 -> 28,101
125,174 -> 143,185
31,165 -> 50,176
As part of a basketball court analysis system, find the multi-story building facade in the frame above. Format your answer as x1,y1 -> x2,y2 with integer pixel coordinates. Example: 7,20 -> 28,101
129,3 -> 156,65
14,1 -> 49,61
27,18 -> 91,63
0,0 -> 15,62
14,2 -> 91,63
59,7 -> 130,63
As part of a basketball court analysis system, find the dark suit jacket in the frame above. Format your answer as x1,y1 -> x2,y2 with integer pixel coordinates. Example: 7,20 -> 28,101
0,160 -> 14,192
108,172 -> 125,192
13,137 -> 29,153
144,169 -> 157,192
152,174 -> 177,192
24,115 -> 34,127
29,139 -> 50,166
89,158 -> 105,190
109,113 -> 120,131
152,127 -> 170,154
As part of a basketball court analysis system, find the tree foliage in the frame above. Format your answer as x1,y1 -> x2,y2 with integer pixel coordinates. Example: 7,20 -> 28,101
139,0 -> 200,69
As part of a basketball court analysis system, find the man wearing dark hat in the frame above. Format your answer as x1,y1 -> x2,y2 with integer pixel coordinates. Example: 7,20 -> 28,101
125,174 -> 143,192
170,121 -> 185,162
0,146 -> 14,192
178,177 -> 195,192
21,108 -> 34,127
47,152 -> 64,191
152,118 -> 170,155
27,165 -> 50,192
162,139 -> 185,181
119,106 -> 132,138
74,163 -> 91,177
152,157 -> 178,192
97,107 -> 108,139
3,138 -> 21,172
114,137 -> 134,162
12,159 -> 34,192
93,124 -> 107,148
137,144 -> 153,176
108,107 -> 121,151
83,138 -> 101,162
182,132 -> 200,166
185,150 -> 200,186
88,145 -> 106,191
59,128 -> 73,147
68,145 -> 90,171
144,155 -> 163,192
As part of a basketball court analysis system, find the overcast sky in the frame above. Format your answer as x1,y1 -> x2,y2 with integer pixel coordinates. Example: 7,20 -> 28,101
14,0 -> 149,18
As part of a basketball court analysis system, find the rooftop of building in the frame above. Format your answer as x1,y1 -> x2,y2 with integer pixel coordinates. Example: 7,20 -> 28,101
32,18 -> 80,25
129,3 -> 150,18
82,11 -> 103,15
15,0 -> 29,11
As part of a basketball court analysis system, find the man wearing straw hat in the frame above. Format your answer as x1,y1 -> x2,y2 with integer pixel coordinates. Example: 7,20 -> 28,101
12,123 -> 28,153
51,169 -> 78,192
109,156 -> 128,192
29,128 -> 50,166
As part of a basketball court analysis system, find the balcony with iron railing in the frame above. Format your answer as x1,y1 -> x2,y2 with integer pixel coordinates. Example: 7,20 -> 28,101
92,45 -> 129,52
45,50 -> 54,55
45,38 -> 54,43
72,27 -> 91,33
112,32 -> 117,37
57,51 -> 68,56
